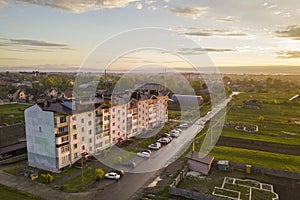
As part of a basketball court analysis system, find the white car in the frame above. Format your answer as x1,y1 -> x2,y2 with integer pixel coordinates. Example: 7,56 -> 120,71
148,142 -> 161,150
105,172 -> 121,180
170,132 -> 179,138
179,123 -> 188,129
137,151 -> 151,158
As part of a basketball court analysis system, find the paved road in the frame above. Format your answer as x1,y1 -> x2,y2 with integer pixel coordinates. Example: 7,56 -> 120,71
95,94 -> 235,200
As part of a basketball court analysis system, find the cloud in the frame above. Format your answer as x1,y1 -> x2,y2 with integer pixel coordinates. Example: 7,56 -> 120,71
277,51 -> 300,59
170,7 -> 208,19
275,25 -> 300,40
184,29 -> 248,37
177,47 -> 234,55
11,0 -> 139,13
0,0 -> 7,6
135,2 -> 142,9
8,39 -> 69,47
216,16 -> 239,23
0,38 -> 72,52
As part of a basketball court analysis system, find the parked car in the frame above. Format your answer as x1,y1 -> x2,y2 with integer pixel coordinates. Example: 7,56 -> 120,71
170,129 -> 180,134
137,151 -> 151,158
105,172 -> 121,180
112,169 -> 125,176
148,143 -> 160,150
142,149 -> 152,154
170,132 -> 179,138
175,128 -> 182,133
148,142 -> 161,150
157,137 -> 171,145
179,123 -> 188,129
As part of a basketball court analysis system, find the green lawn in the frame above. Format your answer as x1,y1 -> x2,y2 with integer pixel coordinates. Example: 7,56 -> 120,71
56,167 -> 97,192
211,146 -> 300,172
0,183 -> 44,200
224,92 -> 300,145
0,104 -> 30,124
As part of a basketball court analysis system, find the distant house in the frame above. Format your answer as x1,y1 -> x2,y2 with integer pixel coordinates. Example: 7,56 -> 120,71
8,89 -> 26,102
171,94 -> 204,105
243,99 -> 261,109
22,80 -> 33,88
186,151 -> 214,175
59,91 -> 75,100
45,88 -> 58,98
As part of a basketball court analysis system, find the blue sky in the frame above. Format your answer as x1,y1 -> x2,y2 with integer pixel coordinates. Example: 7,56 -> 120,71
0,0 -> 300,71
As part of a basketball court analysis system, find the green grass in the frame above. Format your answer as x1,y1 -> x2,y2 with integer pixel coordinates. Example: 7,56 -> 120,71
56,167 -> 96,192
252,188 -> 277,200
0,104 -> 30,124
224,183 -> 250,200
0,183 -> 44,200
211,146 -> 300,172
224,92 -> 300,145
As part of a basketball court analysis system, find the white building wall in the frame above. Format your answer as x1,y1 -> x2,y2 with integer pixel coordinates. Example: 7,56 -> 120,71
25,104 -> 57,172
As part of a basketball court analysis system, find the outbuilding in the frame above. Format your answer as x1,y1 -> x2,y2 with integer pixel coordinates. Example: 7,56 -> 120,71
186,151 -> 214,175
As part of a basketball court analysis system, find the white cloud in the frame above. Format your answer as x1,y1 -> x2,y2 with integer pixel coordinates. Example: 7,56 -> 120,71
170,7 -> 208,19
135,2 -> 142,9
0,0 -> 7,7
10,0 -> 140,13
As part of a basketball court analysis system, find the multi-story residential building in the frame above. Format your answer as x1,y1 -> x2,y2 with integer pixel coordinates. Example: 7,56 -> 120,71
24,90 -> 168,172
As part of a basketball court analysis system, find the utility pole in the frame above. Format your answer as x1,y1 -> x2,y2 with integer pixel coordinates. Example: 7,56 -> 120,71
81,153 -> 84,191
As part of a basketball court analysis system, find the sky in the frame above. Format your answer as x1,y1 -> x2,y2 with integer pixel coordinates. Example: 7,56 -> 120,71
0,0 -> 300,72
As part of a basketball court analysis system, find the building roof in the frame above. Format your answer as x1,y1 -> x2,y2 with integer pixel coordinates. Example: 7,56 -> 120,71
0,141 -> 26,154
186,151 -> 214,165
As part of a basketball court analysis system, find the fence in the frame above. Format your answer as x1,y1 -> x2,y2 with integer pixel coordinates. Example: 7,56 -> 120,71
169,165 -> 225,200
212,160 -> 300,180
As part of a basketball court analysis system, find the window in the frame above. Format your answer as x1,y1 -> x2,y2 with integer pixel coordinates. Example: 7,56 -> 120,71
112,122 -> 115,126
82,145 -> 85,150
39,126 -> 42,133
72,116 -> 76,121
82,137 -> 84,142
89,147 -> 92,151
122,120 -> 125,123
60,116 -> 67,123
74,153 -> 78,158
61,136 -> 68,143
81,119 -> 84,123
113,130 -> 115,134
74,143 -> 77,149
61,146 -> 69,153
89,130 -> 92,135
81,127 -> 84,132
73,125 -> 76,130
112,108 -> 115,112
88,121 -> 92,126
88,113 -> 91,117
89,138 -> 92,143
73,134 -> 77,140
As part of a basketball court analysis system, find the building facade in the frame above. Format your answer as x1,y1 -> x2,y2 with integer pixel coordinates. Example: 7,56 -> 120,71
25,91 -> 168,172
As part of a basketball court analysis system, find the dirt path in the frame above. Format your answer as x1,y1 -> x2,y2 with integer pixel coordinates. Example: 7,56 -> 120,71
216,136 -> 300,156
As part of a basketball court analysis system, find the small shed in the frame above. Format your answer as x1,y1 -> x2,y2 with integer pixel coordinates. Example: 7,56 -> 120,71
186,151 -> 214,175
217,160 -> 229,171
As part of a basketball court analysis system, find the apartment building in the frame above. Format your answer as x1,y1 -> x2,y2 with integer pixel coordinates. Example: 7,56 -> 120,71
24,90 -> 168,172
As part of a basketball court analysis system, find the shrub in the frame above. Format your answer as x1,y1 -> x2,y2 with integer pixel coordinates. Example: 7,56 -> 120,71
95,168 -> 105,181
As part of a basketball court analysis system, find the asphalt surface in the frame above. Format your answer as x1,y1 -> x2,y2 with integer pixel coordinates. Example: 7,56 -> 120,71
94,94 -> 234,200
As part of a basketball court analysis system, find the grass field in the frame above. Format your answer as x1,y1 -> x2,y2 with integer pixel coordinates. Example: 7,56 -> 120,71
211,146 -> 300,172
56,167 -> 97,192
223,92 -> 300,145
0,103 -> 30,124
0,183 -> 44,200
